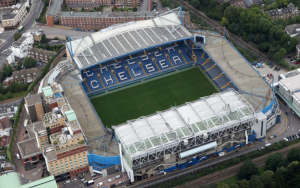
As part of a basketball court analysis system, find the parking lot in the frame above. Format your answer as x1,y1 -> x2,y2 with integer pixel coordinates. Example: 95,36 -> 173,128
252,62 -> 287,83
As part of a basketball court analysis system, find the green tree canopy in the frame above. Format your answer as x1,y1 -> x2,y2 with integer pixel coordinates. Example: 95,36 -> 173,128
216,183 -> 230,188
229,184 -> 239,188
161,0 -> 170,7
238,179 -> 250,188
237,160 -> 259,180
240,7 -> 262,33
249,175 -> 263,188
280,33 -> 291,45
3,64 -> 13,77
258,18 -> 272,33
221,17 -> 229,26
262,170 -> 275,188
190,0 -> 201,9
14,32 -> 22,41
224,6 -> 242,23
265,153 -> 285,172
24,57 -> 37,69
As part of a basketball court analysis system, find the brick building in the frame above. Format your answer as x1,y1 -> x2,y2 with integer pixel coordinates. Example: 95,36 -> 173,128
3,68 -> 38,85
46,0 -> 63,26
29,48 -> 55,63
59,11 -> 190,30
0,0 -> 16,8
18,84 -> 89,179
65,0 -> 140,7
267,3 -> 299,20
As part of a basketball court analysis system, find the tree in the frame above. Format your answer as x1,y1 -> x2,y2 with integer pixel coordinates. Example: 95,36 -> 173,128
216,183 -> 230,188
258,18 -> 272,33
3,64 -> 13,77
274,48 -> 287,62
26,6 -> 30,12
14,32 -> 22,41
224,6 -> 242,23
280,33 -> 291,45
262,170 -> 274,188
265,153 -> 285,172
41,33 -> 47,44
289,36 -> 299,52
274,166 -> 288,188
237,160 -> 259,180
249,175 -> 263,188
0,94 -> 4,101
275,0 -> 288,8
275,18 -> 287,27
6,91 -> 12,99
9,81 -> 21,93
287,147 -> 300,163
230,184 -> 239,188
162,0 -> 170,7
24,57 -> 37,68
238,179 -> 250,188
221,2 -> 231,12
221,17 -> 229,26
190,0 -> 201,9
132,7 -> 137,12
275,28 -> 285,39
239,8 -> 262,34
81,7 -> 84,12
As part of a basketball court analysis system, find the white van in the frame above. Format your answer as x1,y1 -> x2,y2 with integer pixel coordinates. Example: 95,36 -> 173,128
16,153 -> 20,160
265,143 -> 272,147
219,152 -> 226,157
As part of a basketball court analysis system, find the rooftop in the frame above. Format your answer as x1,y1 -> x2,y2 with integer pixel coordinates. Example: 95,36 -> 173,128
61,11 -> 166,18
67,3 -> 100,8
67,12 -> 193,69
33,121 -> 47,137
25,93 -> 42,106
293,92 -> 300,101
285,24 -> 300,35
42,86 -> 54,97
0,116 -> 11,130
279,74 -> 300,91
114,90 -> 255,158
2,13 -> 16,20
17,138 -> 41,159
25,123 -> 35,138
29,47 -> 55,56
47,0 -> 62,16
43,145 -> 57,162
65,110 -> 77,122
268,3 -> 298,16
12,67 -> 38,77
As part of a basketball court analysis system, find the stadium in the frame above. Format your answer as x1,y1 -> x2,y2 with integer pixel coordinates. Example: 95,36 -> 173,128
57,8 -> 281,182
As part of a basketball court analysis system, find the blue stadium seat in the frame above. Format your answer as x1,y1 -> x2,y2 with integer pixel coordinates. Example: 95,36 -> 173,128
206,66 -> 222,79
177,44 -> 192,63
125,58 -> 146,79
165,46 -> 185,67
98,66 -> 118,87
193,49 -> 205,59
202,60 -> 215,70
214,76 -> 230,88
153,50 -> 172,70
111,62 -> 132,83
83,69 -> 104,92
138,54 -> 159,75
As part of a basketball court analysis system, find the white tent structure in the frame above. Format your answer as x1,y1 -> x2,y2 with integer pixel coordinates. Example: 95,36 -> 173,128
113,89 -> 256,169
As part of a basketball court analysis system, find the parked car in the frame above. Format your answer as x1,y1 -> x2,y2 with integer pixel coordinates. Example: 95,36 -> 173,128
16,153 -> 20,160
284,138 -> 288,141
64,180 -> 70,185
269,136 -> 274,140
115,175 -> 122,179
219,152 -> 226,157
265,143 -> 272,147
108,178 -> 114,182
258,147 -> 265,150
287,55 -> 292,58
96,182 -> 103,186
277,67 -> 281,71
274,67 -> 278,70
110,184 -> 116,188
118,180 -> 125,185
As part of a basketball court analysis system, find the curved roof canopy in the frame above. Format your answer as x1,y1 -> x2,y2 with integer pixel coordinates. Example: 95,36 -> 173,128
67,12 -> 193,70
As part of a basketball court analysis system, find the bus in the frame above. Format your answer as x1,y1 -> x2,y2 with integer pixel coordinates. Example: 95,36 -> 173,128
24,119 -> 28,127
18,26 -> 24,32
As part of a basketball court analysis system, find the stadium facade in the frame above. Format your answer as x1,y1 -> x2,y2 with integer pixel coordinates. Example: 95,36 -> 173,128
62,8 -> 281,182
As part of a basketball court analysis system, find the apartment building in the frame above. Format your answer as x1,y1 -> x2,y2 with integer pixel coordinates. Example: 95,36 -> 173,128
29,48 -> 55,63
46,0 -> 63,26
18,84 -> 88,179
0,0 -> 16,8
25,93 -> 45,122
0,49 -> 15,70
65,0 -> 139,7
2,3 -> 27,30
3,67 -> 38,85
59,11 -> 191,30
267,3 -> 299,20
115,0 -> 140,7
11,32 -> 34,58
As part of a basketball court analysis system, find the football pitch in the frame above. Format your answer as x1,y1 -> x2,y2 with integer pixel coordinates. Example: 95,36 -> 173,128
91,67 -> 218,127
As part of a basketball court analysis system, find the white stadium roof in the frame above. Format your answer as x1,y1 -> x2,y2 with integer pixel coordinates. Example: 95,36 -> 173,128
66,12 -> 193,70
113,89 -> 255,159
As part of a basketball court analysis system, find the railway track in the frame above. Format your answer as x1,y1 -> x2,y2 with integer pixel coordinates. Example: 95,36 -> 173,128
178,143 -> 299,188
178,0 -> 268,60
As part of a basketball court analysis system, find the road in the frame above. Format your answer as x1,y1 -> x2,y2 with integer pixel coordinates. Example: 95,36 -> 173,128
0,0 -> 43,54
128,101 -> 300,188
177,0 -> 268,61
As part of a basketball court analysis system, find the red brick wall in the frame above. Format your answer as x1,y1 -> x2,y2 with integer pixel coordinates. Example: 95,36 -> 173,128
73,129 -> 82,135
46,15 -> 55,26
70,166 -> 89,177
50,125 -> 64,134
56,146 -> 86,159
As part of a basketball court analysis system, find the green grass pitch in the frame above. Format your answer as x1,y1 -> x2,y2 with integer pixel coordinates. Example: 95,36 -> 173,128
91,67 -> 217,127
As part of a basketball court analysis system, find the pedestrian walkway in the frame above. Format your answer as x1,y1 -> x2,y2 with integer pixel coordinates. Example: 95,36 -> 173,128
266,111 -> 287,138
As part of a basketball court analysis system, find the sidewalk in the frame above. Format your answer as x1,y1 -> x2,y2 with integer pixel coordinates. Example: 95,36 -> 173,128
266,111 -> 287,138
